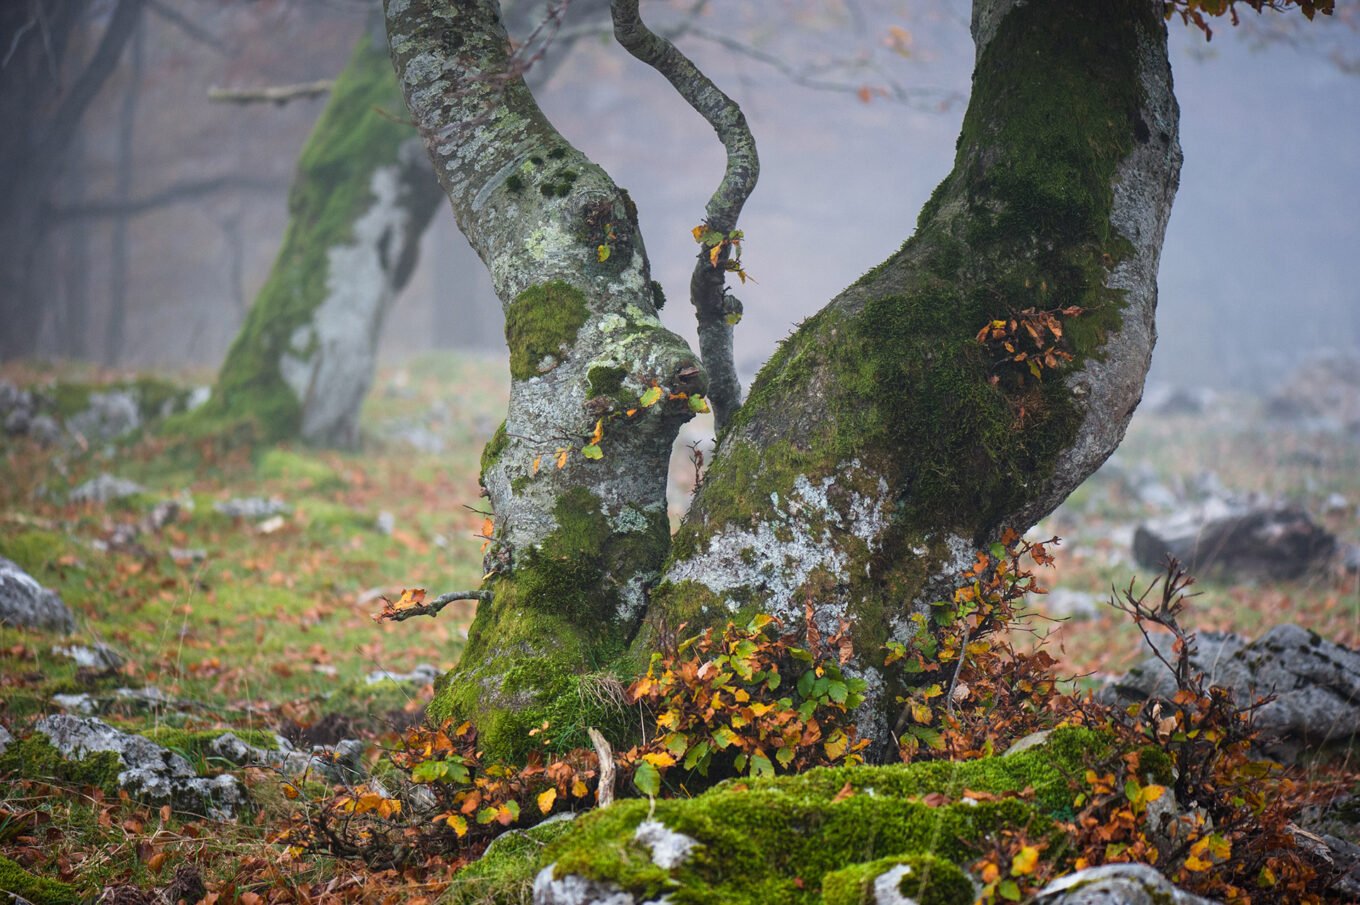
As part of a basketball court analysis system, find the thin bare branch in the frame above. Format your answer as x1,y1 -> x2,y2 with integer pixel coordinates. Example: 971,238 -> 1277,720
380,589 -> 492,622
612,0 -> 757,431
47,173 -> 280,221
208,79 -> 335,105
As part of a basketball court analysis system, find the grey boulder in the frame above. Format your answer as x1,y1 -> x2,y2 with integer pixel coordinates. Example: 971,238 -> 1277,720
1103,623 -> 1360,758
67,390 -> 141,440
1037,864 -> 1218,904
69,473 -> 145,505
1133,506 -> 1335,581
0,556 -> 73,633
33,715 -> 244,819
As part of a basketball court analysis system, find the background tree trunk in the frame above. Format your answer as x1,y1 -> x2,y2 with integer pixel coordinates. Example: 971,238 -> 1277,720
192,22 -> 440,448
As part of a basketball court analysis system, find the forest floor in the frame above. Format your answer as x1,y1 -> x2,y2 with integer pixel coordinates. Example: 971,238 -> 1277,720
0,354 -> 1356,903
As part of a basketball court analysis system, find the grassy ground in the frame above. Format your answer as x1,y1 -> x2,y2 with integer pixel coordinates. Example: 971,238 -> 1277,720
0,357 -> 1355,901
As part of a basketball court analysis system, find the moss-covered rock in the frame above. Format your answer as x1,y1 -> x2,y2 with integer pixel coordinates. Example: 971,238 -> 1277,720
0,855 -> 78,905
454,727 -> 1111,904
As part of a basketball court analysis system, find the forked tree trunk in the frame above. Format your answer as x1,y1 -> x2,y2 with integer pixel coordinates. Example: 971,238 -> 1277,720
194,24 -> 439,448
393,0 -> 1181,758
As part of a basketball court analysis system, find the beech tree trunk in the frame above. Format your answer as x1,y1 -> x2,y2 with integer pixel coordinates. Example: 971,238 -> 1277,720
391,0 -> 1181,759
194,24 -> 440,448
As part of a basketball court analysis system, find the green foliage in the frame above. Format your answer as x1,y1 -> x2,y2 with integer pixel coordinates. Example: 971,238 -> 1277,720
504,281 -> 590,381
622,613 -> 869,792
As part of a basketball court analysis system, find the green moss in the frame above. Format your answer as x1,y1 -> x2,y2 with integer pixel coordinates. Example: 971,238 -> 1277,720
689,0 -> 1151,587
586,366 -> 627,402
50,383 -> 93,419
0,529 -> 67,576
182,32 -> 413,445
481,420 -> 509,485
821,854 -> 972,905
505,281 -> 590,381
441,818 -> 578,905
0,734 -> 123,792
429,490 -> 668,762
505,173 -> 524,193
0,855 -> 78,905
256,448 -> 346,490
539,728 -> 1108,904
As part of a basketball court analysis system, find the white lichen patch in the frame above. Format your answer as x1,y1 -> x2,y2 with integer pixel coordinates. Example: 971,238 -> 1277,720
665,464 -> 890,622
633,819 -> 699,870
872,864 -> 920,905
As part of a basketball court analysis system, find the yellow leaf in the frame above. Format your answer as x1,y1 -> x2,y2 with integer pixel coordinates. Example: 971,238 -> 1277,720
642,751 -> 676,768
439,812 -> 468,837
282,783 -> 299,800
537,788 -> 557,815
555,448 -> 569,469
1183,855 -> 1212,873
481,516 -> 494,538
691,224 -> 705,242
532,455 -> 542,474
824,730 -> 848,761
571,780 -> 589,798
640,386 -> 663,407
590,419 -> 605,444
394,588 -> 426,610
597,244 -> 611,263
1011,845 -> 1040,876
709,243 -> 722,268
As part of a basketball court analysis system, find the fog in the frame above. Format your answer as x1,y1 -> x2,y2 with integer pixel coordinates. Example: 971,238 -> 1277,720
3,0 -> 1357,394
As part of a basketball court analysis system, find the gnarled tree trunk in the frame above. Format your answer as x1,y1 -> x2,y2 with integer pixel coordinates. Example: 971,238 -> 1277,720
392,0 -> 1181,758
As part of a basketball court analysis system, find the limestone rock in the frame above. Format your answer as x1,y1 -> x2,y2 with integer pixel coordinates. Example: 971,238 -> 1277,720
207,732 -> 365,784
52,642 -> 124,671
69,473 -> 145,505
67,391 -> 141,440
33,715 -> 244,819
0,556 -> 74,633
1037,864 -> 1218,904
1103,624 -> 1360,758
1133,506 -> 1335,581
212,496 -> 291,520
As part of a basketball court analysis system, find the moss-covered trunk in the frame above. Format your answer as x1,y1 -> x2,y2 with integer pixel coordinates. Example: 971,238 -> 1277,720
388,0 -> 1180,760
643,0 -> 1182,748
386,0 -> 704,760
194,25 -> 439,448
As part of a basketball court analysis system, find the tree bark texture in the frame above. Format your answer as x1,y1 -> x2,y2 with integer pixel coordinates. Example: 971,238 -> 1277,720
386,0 -> 705,759
647,0 -> 1182,746
197,28 -> 440,448
394,0 -> 1182,757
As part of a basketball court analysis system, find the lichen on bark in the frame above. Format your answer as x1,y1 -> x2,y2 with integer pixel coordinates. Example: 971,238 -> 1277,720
645,0 -> 1182,746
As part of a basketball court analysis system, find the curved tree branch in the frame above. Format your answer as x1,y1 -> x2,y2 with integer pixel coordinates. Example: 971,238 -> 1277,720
611,0 -> 757,431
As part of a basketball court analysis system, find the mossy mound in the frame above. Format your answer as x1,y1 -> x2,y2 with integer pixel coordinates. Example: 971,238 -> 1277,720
256,448 -> 346,491
0,734 -> 124,792
0,855 -> 78,905
441,727 -> 1113,904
